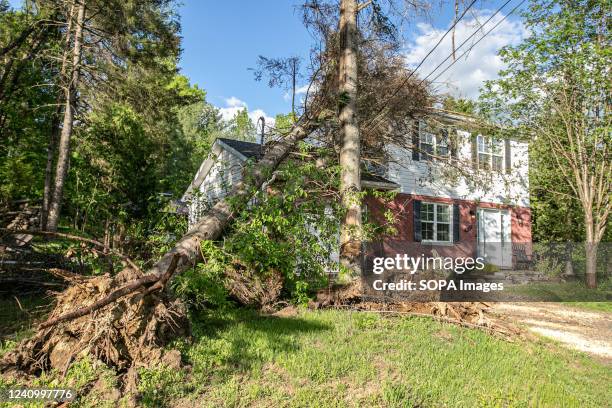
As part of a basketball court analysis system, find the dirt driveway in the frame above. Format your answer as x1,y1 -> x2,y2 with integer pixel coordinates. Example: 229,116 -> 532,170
491,303 -> 612,363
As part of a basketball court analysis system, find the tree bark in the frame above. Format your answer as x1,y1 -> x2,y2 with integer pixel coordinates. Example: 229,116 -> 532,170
291,58 -> 297,118
0,22 -> 39,57
584,211 -> 598,288
41,116 -> 59,230
41,1 -> 75,231
338,0 -> 362,276
47,1 -> 85,232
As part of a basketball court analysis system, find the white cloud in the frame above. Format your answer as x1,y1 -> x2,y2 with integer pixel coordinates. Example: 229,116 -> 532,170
225,96 -> 247,108
404,11 -> 527,99
249,109 -> 275,131
295,84 -> 311,95
217,96 -> 275,130
283,84 -> 314,101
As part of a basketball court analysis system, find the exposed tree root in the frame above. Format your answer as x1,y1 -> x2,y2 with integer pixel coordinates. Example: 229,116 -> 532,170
0,265 -> 189,376
1,119 -> 320,378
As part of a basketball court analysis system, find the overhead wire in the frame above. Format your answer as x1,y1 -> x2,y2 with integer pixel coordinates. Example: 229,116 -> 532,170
364,0 -> 527,132
417,0 -> 516,85
427,0 -> 527,85
363,0 -> 479,131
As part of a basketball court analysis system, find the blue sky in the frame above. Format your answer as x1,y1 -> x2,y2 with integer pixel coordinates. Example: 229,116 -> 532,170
178,1 -> 313,123
179,1 -> 527,123
8,0 -> 527,124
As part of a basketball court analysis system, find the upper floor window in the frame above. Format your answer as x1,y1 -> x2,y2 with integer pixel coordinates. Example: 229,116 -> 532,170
420,125 -> 450,161
421,202 -> 451,242
477,135 -> 504,172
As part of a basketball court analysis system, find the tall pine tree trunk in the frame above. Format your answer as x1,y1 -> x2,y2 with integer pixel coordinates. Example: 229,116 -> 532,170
338,0 -> 362,276
47,1 -> 85,232
41,113 -> 59,230
42,1 -> 75,231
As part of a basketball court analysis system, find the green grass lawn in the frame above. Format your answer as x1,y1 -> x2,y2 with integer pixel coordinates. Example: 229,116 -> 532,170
3,307 -> 609,408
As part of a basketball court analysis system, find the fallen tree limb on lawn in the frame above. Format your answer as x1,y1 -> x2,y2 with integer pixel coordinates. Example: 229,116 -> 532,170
328,303 -> 524,340
0,116 -> 320,376
0,228 -> 144,275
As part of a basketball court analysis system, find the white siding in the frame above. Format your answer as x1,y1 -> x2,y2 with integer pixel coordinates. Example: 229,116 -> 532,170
188,149 -> 245,226
387,129 -> 530,207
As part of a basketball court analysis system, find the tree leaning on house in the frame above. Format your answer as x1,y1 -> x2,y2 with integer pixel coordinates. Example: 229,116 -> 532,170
480,0 -> 610,288
1,0 -> 433,375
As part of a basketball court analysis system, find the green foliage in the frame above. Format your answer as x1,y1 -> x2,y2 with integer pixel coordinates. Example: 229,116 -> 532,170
172,241 -> 231,310
479,0 -> 610,243
0,7 -> 57,205
174,142 -> 403,306
442,96 -> 476,115
224,146 -> 341,301
535,255 -> 565,277
0,2 -> 216,266
177,96 -> 223,159
223,108 -> 257,142
274,112 -> 297,134
138,366 -> 186,407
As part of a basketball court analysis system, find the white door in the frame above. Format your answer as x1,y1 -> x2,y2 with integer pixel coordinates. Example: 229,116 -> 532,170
478,208 -> 512,269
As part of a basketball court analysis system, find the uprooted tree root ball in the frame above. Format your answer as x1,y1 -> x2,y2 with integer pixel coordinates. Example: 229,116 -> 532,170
0,267 -> 190,377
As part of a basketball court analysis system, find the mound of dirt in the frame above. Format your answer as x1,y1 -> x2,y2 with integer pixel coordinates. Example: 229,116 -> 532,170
0,267 -> 189,376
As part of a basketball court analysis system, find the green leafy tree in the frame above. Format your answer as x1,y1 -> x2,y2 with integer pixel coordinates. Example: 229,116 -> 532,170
225,108 -> 256,142
480,0 -> 610,288
274,112 -> 298,134
442,96 -> 476,115
0,1 -> 211,250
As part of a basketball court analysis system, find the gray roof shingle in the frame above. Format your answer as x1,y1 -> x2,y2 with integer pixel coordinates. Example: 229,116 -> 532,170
218,138 -> 263,160
217,138 -> 398,188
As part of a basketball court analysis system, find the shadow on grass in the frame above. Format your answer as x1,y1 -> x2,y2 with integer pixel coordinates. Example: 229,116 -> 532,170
185,308 -> 332,376
0,295 -> 52,341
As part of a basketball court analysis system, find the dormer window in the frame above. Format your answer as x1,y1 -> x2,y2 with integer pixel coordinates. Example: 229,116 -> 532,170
477,135 -> 504,172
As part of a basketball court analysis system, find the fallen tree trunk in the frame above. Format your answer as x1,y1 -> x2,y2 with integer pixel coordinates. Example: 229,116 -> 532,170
0,118 -> 319,375
148,119 -> 316,278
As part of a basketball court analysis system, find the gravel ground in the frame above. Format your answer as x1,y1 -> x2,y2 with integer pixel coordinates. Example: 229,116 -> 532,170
491,302 -> 612,363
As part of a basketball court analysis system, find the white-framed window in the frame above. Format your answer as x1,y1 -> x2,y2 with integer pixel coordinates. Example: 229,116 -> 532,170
421,202 -> 452,242
420,124 -> 449,161
477,135 -> 504,171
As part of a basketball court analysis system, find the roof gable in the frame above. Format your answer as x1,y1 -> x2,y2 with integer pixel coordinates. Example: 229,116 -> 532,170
217,138 -> 263,160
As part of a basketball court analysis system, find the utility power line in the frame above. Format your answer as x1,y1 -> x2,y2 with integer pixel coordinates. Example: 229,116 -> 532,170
365,0 -> 527,132
428,0 -> 526,85
363,0 -> 478,131
404,0 -> 479,82
417,0 -> 515,85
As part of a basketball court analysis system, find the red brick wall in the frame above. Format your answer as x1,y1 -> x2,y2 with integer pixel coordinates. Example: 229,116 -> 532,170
364,193 -> 532,261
